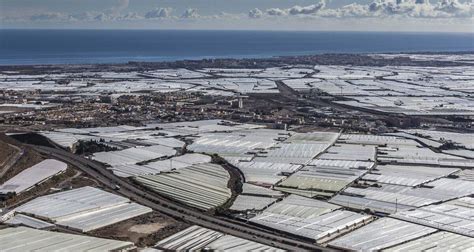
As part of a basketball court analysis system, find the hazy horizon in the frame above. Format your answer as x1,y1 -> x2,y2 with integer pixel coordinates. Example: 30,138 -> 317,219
1,28 -> 473,34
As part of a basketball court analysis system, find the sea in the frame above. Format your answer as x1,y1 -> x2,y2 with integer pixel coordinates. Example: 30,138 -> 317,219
0,29 -> 473,65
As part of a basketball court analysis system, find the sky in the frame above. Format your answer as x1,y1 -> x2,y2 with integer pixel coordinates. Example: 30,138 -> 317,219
1,0 -> 473,32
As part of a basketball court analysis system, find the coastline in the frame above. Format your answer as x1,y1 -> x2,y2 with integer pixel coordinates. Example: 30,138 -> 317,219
0,52 -> 473,71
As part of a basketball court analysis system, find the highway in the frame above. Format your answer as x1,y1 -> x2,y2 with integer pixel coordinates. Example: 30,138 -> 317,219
31,144 -> 333,251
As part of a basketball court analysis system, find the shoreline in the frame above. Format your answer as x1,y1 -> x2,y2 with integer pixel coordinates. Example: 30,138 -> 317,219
0,52 -> 473,70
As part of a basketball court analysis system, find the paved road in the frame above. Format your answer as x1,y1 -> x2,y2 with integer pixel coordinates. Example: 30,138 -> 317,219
31,145 -> 333,251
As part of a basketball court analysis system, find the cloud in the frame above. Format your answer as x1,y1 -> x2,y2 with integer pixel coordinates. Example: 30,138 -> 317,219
69,11 -> 97,21
259,1 -> 327,17
119,12 -> 143,21
364,0 -> 474,18
435,0 -> 473,17
95,0 -> 130,20
11,0 -> 473,26
251,0 -> 473,19
145,8 -> 173,19
337,3 -> 371,17
94,13 -> 111,22
266,8 -> 287,16
289,1 -> 326,15
368,0 -> 423,15
30,12 -> 70,22
249,8 -> 264,18
181,8 -> 199,18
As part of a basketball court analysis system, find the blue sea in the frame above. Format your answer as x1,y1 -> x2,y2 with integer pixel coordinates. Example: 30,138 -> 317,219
0,29 -> 473,65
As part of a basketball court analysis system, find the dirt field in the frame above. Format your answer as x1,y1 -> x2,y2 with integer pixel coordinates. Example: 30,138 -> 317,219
59,173 -> 100,189
89,211 -> 190,247
0,147 -> 44,185
0,140 -> 16,168
0,134 -> 46,184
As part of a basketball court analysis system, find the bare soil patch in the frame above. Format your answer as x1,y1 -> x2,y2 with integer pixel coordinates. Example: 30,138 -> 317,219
89,211 -> 190,247
0,140 -> 16,167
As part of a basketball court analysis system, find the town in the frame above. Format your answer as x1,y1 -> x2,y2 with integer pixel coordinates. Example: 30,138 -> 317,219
0,52 -> 473,251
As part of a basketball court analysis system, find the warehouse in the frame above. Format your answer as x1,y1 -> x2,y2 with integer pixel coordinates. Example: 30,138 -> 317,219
188,130 -> 279,156
248,195 -> 373,243
4,214 -> 55,230
385,231 -> 474,251
230,195 -> 277,212
331,178 -> 474,214
39,131 -> 97,149
14,186 -> 152,232
318,143 -> 376,161
377,144 -> 467,166
392,197 -> 474,237
338,134 -> 413,146
0,227 -> 136,251
261,195 -> 341,219
0,159 -> 67,195
404,129 -> 474,149
254,142 -> 329,165
227,160 -> 302,185
276,161 -> 368,197
362,165 -> 459,186
308,159 -> 374,170
329,218 -> 437,251
109,153 -> 211,177
206,234 -> 285,251
92,144 -> 177,166
457,169 -> 474,181
241,183 -> 283,197
146,153 -> 211,171
426,178 -> 474,196
284,132 -> 339,144
155,225 -> 282,251
386,132 -> 443,148
134,163 -> 231,210
251,209 -> 372,243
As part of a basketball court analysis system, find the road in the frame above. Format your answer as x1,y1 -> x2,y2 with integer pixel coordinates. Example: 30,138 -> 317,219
31,145 -> 333,251
0,144 -> 23,178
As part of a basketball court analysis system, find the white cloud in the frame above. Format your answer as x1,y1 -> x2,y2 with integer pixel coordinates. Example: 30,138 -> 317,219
145,8 -> 173,19
266,8 -> 287,16
253,0 -> 473,19
30,12 -> 70,22
4,0 -> 471,31
69,11 -> 97,22
364,0 -> 472,18
119,12 -> 143,21
181,8 -> 199,19
249,8 -> 264,18
259,1 -> 327,17
337,3 -> 371,17
435,0 -> 473,17
94,13 -> 111,22
289,1 -> 327,15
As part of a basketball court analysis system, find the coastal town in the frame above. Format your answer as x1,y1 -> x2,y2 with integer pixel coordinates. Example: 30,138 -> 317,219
0,53 -> 473,251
